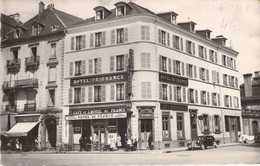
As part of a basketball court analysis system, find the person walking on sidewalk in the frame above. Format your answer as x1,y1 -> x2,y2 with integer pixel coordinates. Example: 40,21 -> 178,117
79,137 -> 84,151
148,135 -> 153,150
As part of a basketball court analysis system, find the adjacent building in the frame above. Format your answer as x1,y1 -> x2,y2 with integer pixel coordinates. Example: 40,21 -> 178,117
1,2 -> 82,150
63,1 -> 242,150
240,71 -> 260,137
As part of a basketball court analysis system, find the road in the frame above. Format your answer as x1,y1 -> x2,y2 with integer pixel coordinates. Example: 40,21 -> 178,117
1,143 -> 260,166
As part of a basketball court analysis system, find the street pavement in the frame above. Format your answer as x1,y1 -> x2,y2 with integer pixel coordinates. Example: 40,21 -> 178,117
1,143 -> 260,165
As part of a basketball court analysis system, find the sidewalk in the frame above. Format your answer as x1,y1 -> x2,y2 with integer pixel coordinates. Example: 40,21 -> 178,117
1,142 -> 242,154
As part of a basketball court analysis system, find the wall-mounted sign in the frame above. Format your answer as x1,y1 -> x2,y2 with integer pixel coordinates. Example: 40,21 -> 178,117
139,107 -> 154,119
159,73 -> 188,86
160,103 -> 188,111
66,113 -> 127,120
71,72 -> 128,86
70,108 -> 126,115
16,115 -> 40,123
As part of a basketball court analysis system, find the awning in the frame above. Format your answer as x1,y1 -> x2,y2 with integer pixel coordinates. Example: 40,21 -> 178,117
5,122 -> 39,137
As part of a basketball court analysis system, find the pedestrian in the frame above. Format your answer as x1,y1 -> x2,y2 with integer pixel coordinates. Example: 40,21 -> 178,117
116,134 -> 122,148
83,137 -> 88,151
79,137 -> 83,151
33,138 -> 38,151
15,139 -> 20,152
148,135 -> 153,150
7,140 -> 12,154
133,139 -> 137,151
127,137 -> 132,151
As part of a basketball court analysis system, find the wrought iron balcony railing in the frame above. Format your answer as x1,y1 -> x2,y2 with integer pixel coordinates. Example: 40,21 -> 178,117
7,59 -> 21,68
14,78 -> 38,88
25,56 -> 40,66
5,105 -> 17,112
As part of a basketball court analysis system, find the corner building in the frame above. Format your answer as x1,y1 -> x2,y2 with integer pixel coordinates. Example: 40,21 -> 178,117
63,2 -> 242,150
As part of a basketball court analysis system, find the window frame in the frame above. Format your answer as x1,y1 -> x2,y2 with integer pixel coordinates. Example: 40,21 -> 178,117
116,55 -> 124,71
95,32 -> 102,47
75,61 -> 82,76
74,88 -> 81,103
162,84 -> 168,100
162,113 -> 171,140
116,28 -> 124,44
94,85 -> 102,102
116,83 -> 125,101
76,36 -> 83,50
177,113 -> 185,140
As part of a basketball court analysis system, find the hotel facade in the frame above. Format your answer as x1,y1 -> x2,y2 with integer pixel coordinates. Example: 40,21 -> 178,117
62,2 -> 242,150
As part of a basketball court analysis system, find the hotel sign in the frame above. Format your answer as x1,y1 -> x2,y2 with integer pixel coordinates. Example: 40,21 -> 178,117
66,113 -> 127,120
160,103 -> 188,111
159,73 -> 188,86
71,72 -> 128,86
70,108 -> 126,115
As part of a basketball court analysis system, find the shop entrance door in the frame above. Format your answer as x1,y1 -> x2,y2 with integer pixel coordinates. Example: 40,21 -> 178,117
93,121 -> 105,151
140,119 -> 152,149
190,114 -> 198,140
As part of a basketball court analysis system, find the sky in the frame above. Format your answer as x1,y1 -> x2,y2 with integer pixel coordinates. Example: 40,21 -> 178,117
1,0 -> 260,84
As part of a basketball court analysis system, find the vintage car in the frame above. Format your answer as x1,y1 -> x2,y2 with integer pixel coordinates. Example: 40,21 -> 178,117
187,135 -> 220,150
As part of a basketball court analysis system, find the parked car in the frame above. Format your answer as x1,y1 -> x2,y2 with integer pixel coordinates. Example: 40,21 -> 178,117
187,135 -> 220,150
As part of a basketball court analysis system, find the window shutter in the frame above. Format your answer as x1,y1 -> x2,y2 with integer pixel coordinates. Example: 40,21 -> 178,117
211,93 -> 214,106
69,88 -> 73,104
194,66 -> 197,78
204,47 -> 207,59
89,59 -> 93,74
172,35 -> 176,49
187,89 -> 190,103
69,62 -> 73,76
147,82 -> 151,98
82,35 -> 86,48
212,115 -> 216,132
199,67 -> 202,79
186,63 -> 189,76
198,45 -> 202,57
88,86 -> 92,102
173,60 -> 177,74
110,56 -> 115,72
81,87 -> 85,103
183,87 -> 186,102
174,86 -> 177,101
206,69 -> 209,82
234,59 -> 236,69
102,31 -> 106,46
192,42 -> 195,55
200,91 -> 203,104
71,37 -> 74,50
181,62 -> 184,76
159,56 -> 162,71
110,84 -> 115,101
141,53 -> 145,68
90,33 -> 94,47
141,26 -> 145,40
180,38 -> 183,51
169,85 -> 173,101
207,92 -> 210,105
141,82 -> 146,99
215,52 -> 218,63
222,55 -> 225,65
124,54 -> 129,70
185,40 -> 188,53
230,96 -> 232,107
167,32 -> 170,46
159,84 -> 163,100
98,58 -> 102,73
158,30 -> 162,43
212,70 -> 215,83
209,116 -> 212,132
168,58 -> 172,73
146,26 -> 150,40
124,28 -> 128,42
217,94 -> 220,106
217,72 -> 220,84
82,60 -> 86,75
219,116 -> 222,132
111,30 -> 115,45
101,85 -> 106,102
195,90 -> 198,103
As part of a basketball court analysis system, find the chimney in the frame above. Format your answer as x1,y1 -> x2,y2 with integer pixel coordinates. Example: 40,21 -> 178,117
243,73 -> 253,97
254,71 -> 260,78
212,35 -> 227,46
14,13 -> 20,22
39,1 -> 45,14
196,29 -> 212,39
9,14 -> 14,19
177,21 -> 196,32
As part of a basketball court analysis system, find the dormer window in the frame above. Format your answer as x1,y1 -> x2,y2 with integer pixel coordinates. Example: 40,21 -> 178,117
14,29 -> 21,38
96,10 -> 104,20
191,24 -> 195,32
117,6 -> 125,16
32,24 -> 42,35
171,15 -> 176,24
51,25 -> 58,32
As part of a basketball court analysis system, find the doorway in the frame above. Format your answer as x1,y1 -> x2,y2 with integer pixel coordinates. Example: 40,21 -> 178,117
45,118 -> 57,148
229,117 -> 238,143
140,119 -> 152,149
252,121 -> 259,137
92,120 -> 105,150
190,114 -> 198,140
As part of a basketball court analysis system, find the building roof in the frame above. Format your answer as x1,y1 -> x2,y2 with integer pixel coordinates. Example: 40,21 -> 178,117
2,5 -> 83,46
1,13 -> 23,38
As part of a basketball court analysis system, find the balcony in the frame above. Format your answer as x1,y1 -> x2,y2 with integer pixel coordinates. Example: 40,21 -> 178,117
47,57 -> 58,66
5,105 -> 17,112
15,78 -> 38,88
24,103 -> 36,112
2,81 -> 15,90
6,59 -> 21,73
25,56 -> 40,71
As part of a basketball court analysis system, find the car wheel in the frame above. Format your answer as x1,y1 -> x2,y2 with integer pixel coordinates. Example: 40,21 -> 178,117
200,144 -> 205,150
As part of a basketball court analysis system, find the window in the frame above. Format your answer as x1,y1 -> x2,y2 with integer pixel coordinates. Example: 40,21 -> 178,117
199,67 -> 206,81
50,43 -> 56,59
162,84 -> 167,100
162,113 -> 171,140
117,28 -> 124,44
96,10 -> 104,20
198,45 -> 206,59
177,86 -> 182,102
117,6 -> 125,16
94,58 -> 102,74
141,26 -> 150,40
75,61 -> 82,76
141,53 -> 151,68
230,76 -> 235,87
224,95 -> 230,107
212,93 -> 217,106
162,56 -> 167,72
214,115 -> 221,133
209,50 -> 215,62
202,114 -> 209,132
141,82 -> 151,99
116,55 -> 124,71
76,36 -> 83,50
48,90 -> 55,106
173,60 -> 181,75
186,40 -> 193,55
94,86 -> 101,102
171,15 -> 176,24
223,74 -> 228,86
48,66 -> 56,82
186,64 -> 194,78
12,50 -> 18,60
51,25 -> 58,32
212,70 -> 219,84
14,29 -> 21,38
177,113 -> 185,139
189,89 -> 195,103
116,84 -> 124,100
74,88 -> 81,103
95,32 -> 102,47
158,30 -> 166,45
222,55 -> 227,66
172,35 -> 183,50
201,91 -> 207,105
31,47 -> 37,58
32,24 -> 42,35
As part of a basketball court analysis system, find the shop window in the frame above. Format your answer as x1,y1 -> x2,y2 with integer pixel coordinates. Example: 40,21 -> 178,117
162,113 -> 171,140
74,88 -> 81,103
162,84 -> 168,100
214,115 -> 220,133
177,113 -> 185,140
202,114 -> 210,133
116,55 -> 124,71
116,84 -> 124,100
108,119 -> 117,133
94,86 -> 101,102
74,121 -> 81,134
95,32 -> 102,47
75,61 -> 82,76
117,28 -> 124,44
48,89 -> 55,106
50,43 -> 56,59
76,36 -> 83,50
